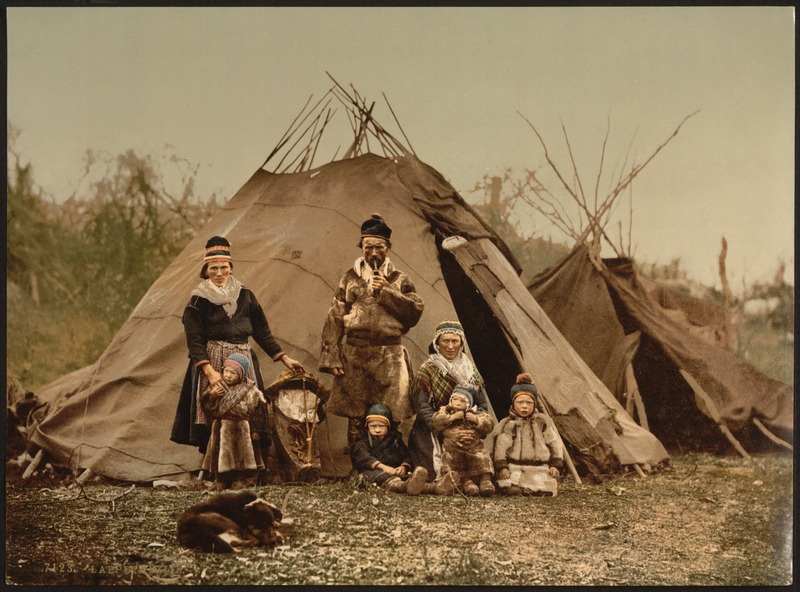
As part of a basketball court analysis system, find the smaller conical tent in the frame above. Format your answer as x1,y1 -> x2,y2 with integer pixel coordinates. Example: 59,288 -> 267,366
529,246 -> 793,453
29,81 -> 669,483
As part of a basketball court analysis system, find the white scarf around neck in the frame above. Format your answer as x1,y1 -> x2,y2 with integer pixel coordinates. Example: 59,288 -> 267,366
192,275 -> 242,317
428,342 -> 478,386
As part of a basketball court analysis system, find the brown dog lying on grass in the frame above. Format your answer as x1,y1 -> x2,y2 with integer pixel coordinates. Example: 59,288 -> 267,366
177,492 -> 287,553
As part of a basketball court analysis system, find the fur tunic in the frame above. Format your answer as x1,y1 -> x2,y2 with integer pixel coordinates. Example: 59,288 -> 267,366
431,406 -> 495,479
201,381 -> 267,475
319,258 -> 424,420
407,362 -> 489,480
493,410 -> 564,494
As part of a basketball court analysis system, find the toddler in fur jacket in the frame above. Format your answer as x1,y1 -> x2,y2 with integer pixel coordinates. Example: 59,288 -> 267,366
431,385 -> 496,496
493,374 -> 564,496
201,353 -> 267,489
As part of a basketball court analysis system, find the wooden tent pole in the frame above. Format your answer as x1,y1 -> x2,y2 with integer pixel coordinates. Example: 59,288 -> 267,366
624,362 -> 649,431
678,369 -> 751,460
22,449 -> 44,480
752,418 -> 793,451
76,469 -> 94,484
523,387 -> 582,485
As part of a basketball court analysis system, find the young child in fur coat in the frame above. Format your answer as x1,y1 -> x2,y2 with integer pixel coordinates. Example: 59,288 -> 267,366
350,403 -> 431,495
493,374 -> 564,496
201,353 -> 267,490
431,385 -> 496,496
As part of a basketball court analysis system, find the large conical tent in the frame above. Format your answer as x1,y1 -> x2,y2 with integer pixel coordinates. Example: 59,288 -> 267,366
29,80 -> 668,483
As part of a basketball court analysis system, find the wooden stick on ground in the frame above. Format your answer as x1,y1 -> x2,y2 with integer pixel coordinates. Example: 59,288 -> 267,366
679,369 -> 751,460
752,418 -> 793,451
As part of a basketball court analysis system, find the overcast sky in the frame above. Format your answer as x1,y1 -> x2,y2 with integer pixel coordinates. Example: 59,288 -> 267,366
7,7 -> 795,290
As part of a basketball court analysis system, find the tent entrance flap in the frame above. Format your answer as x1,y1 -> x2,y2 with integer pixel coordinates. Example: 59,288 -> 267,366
438,242 -> 521,414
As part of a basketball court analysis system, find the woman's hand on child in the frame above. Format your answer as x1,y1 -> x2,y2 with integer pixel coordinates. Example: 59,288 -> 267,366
395,466 -> 408,477
204,366 -> 228,391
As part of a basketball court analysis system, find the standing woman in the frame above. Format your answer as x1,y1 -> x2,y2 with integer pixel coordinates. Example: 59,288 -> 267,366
171,236 -> 304,469
408,320 -> 490,481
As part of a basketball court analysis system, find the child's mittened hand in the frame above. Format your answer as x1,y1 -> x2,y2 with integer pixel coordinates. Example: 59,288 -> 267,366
465,411 -> 477,424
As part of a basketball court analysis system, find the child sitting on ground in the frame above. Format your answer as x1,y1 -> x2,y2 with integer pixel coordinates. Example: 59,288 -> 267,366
350,403 -> 431,495
201,353 -> 267,490
493,373 -> 564,496
431,385 -> 496,496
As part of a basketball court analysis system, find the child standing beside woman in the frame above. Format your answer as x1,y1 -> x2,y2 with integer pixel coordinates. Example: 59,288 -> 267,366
201,353 -> 267,489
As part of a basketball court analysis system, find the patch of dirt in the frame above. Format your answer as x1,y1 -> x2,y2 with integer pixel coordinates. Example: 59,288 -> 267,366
4,453 -> 793,586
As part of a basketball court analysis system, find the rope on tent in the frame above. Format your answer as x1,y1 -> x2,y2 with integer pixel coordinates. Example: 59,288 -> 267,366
752,418 -> 793,451
678,369 -> 751,460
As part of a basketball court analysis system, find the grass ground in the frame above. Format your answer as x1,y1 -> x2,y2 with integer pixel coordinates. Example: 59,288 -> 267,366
5,452 -> 793,586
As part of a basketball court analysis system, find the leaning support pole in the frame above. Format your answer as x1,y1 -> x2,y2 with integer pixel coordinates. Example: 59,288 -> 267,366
752,418 -> 793,451
535,396 -> 582,485
679,369 -> 751,460
22,449 -> 45,480
625,362 -> 649,431
76,469 -> 94,485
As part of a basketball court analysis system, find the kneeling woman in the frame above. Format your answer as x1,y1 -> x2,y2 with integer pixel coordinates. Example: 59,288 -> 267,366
407,320 -> 490,481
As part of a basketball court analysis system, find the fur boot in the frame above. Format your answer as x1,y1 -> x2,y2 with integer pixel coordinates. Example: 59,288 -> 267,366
478,473 -> 495,497
384,477 -> 406,493
461,479 -> 480,496
405,467 -> 428,496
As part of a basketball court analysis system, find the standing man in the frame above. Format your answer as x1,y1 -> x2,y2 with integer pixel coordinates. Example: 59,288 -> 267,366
319,213 -> 424,446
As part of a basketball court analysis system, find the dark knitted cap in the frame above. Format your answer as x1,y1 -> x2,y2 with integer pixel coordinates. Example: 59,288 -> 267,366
360,213 -> 392,241
203,235 -> 232,264
510,373 -> 539,402
365,402 -> 393,426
